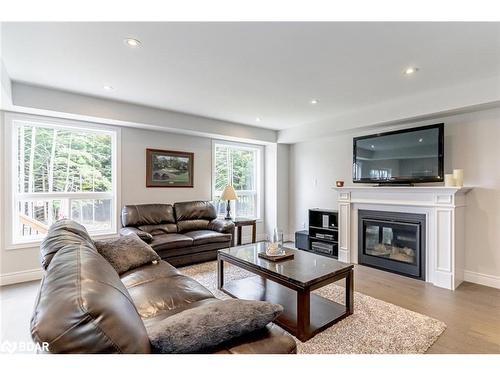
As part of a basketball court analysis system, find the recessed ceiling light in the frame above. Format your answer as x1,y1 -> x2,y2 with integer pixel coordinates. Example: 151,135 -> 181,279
371,145 -> 375,149
124,38 -> 141,48
404,67 -> 419,75
418,138 -> 423,143
255,117 -> 262,122
103,85 -> 115,91
310,99 -> 319,105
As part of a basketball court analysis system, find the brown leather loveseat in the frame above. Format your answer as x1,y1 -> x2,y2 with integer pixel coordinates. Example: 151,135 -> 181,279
30,220 -> 297,354
120,201 -> 235,267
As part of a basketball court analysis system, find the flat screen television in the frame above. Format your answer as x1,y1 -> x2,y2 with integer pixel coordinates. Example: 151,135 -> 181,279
353,124 -> 444,184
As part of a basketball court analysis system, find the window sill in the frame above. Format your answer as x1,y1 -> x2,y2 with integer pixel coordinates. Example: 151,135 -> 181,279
5,231 -> 119,251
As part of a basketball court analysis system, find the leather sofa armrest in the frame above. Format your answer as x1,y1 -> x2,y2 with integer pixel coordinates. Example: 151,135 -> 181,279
208,219 -> 235,234
120,227 -> 153,243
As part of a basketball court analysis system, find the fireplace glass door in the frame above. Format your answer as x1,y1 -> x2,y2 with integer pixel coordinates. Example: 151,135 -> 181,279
363,220 -> 419,265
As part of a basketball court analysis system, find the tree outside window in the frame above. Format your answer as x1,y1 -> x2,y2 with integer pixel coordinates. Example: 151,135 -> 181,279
213,142 -> 261,219
12,118 -> 116,243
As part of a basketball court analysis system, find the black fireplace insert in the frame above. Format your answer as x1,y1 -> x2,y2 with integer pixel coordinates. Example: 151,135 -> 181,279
358,210 -> 426,280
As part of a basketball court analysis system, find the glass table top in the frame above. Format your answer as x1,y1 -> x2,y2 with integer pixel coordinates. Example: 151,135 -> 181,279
219,242 -> 353,285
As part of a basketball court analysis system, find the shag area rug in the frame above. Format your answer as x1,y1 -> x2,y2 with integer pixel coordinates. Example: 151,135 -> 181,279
180,261 -> 446,354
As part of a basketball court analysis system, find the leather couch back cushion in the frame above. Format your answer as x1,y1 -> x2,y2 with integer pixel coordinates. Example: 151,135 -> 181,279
122,204 -> 175,227
138,223 -> 178,235
174,201 -> 217,222
177,219 -> 210,233
40,219 -> 94,270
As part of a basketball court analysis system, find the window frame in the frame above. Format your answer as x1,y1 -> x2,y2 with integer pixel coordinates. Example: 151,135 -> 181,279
211,139 -> 264,221
4,112 -> 121,249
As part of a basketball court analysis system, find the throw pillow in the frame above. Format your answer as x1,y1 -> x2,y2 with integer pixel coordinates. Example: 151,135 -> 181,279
94,234 -> 161,274
146,299 -> 283,353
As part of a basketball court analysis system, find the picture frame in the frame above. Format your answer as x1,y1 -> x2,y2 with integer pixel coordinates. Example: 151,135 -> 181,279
146,148 -> 194,188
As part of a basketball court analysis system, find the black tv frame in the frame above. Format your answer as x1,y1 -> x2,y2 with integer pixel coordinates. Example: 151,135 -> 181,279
352,123 -> 444,185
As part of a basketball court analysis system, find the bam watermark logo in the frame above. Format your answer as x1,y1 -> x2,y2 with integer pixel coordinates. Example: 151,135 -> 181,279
0,340 -> 49,354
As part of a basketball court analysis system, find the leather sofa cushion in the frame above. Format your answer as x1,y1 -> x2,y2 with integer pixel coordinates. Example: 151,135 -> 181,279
121,204 -> 175,227
155,243 -> 224,260
174,201 -> 217,222
138,223 -> 178,235
212,323 -> 297,354
150,233 -> 193,252
121,261 -> 214,319
184,230 -> 232,246
177,219 -> 210,233
120,227 -> 154,243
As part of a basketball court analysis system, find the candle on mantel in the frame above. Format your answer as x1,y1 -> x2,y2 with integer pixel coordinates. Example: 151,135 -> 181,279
453,169 -> 464,187
444,174 -> 456,187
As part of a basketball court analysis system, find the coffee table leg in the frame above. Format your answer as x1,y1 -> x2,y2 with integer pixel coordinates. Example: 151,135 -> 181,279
297,289 -> 311,341
346,269 -> 354,315
217,257 -> 224,290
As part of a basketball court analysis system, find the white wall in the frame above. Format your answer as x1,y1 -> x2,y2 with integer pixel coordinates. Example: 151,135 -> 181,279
121,127 -> 213,205
289,107 -> 500,285
277,144 -> 290,238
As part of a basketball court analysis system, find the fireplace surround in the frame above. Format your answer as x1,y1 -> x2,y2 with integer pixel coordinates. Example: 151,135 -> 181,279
334,186 -> 471,290
358,210 -> 426,280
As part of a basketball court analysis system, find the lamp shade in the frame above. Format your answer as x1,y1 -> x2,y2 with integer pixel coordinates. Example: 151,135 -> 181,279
221,185 -> 238,200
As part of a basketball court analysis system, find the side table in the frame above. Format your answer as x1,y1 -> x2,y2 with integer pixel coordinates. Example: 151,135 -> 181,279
231,218 -> 257,246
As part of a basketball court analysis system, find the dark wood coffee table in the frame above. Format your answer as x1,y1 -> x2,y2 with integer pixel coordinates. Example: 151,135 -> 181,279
217,243 -> 354,342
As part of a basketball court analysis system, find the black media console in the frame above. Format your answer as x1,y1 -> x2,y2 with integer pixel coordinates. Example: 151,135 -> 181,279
295,208 -> 339,259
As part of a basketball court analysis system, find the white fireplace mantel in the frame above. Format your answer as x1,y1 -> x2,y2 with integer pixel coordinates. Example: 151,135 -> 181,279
334,186 -> 472,290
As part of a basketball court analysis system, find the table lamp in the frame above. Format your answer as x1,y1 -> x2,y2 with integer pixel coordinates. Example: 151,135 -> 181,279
221,185 -> 238,220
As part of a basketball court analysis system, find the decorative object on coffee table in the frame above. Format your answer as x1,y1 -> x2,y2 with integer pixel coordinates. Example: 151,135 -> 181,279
218,243 -> 354,342
220,185 -> 238,220
258,249 -> 294,262
266,228 -> 284,256
146,149 -> 194,188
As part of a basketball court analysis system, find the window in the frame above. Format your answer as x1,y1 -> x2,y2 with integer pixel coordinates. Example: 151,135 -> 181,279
212,141 -> 262,219
9,115 -> 118,244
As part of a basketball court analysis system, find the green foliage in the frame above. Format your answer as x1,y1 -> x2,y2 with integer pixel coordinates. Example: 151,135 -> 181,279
214,145 -> 255,191
19,125 -> 112,193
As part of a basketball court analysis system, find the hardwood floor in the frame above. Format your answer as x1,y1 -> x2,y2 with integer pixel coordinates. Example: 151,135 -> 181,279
1,262 -> 499,353
349,264 -> 500,353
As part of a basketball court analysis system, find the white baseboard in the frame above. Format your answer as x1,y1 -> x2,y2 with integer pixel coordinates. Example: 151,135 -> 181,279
464,270 -> 500,290
0,268 -> 43,286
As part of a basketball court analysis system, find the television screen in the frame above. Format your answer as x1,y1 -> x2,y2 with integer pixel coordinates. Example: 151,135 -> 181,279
353,124 -> 444,184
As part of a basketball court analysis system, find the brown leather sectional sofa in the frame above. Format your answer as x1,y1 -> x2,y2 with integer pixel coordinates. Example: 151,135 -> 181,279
30,220 -> 297,354
120,201 -> 235,267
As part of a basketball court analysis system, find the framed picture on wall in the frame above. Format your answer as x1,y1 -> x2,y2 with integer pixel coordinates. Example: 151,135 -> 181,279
146,148 -> 194,188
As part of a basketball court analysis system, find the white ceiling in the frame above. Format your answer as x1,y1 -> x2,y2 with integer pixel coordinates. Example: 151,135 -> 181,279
1,22 -> 500,130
